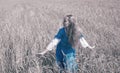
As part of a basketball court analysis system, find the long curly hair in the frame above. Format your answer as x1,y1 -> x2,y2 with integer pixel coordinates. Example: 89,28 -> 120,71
63,15 -> 79,47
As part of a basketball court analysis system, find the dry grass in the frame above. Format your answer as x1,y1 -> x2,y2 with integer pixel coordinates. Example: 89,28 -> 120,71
0,0 -> 120,73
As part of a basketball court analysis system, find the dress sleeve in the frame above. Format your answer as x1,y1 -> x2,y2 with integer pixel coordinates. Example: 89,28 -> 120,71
46,38 -> 60,51
54,28 -> 64,39
79,34 -> 89,48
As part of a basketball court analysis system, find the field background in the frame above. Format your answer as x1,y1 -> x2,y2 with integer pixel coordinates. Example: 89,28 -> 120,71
0,0 -> 120,73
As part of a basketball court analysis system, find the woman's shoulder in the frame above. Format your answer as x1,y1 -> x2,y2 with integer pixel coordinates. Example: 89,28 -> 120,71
58,27 -> 65,31
59,26 -> 65,29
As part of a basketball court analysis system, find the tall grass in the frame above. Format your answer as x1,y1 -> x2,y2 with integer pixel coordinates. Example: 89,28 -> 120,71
0,0 -> 120,73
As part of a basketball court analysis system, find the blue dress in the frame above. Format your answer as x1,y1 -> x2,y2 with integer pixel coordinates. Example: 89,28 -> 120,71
54,27 -> 78,72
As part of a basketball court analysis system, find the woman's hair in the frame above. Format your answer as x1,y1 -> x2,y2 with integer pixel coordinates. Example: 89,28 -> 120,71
63,14 -> 79,47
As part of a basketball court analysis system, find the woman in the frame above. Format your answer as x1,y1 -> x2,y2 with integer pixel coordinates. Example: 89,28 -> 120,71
38,15 -> 95,73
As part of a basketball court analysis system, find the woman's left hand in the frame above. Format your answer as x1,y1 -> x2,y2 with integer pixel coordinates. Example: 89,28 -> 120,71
88,45 -> 95,50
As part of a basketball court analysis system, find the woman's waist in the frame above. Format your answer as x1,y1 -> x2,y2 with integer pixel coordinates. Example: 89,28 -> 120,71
57,43 -> 72,48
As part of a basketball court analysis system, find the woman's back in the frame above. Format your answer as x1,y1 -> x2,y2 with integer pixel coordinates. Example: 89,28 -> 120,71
55,27 -> 76,62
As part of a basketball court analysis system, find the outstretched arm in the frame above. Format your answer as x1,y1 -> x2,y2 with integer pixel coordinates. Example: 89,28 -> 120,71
79,35 -> 95,50
38,38 -> 60,55
37,27 -> 64,56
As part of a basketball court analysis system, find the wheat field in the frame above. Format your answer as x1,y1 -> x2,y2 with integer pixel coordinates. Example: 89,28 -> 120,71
0,0 -> 120,73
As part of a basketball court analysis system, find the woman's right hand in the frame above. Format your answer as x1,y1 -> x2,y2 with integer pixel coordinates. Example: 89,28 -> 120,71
36,50 -> 47,57
39,51 -> 46,55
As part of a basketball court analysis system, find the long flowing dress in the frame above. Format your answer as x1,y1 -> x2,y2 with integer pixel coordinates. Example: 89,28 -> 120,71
54,27 -> 78,73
